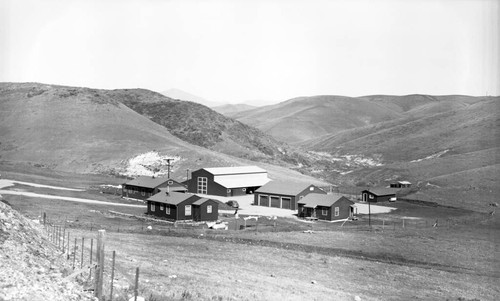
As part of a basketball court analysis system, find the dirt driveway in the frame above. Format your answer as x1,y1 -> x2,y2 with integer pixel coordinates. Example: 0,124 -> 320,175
199,194 -> 396,217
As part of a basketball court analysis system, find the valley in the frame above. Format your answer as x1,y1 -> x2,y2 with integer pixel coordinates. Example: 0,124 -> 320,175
1,82 -> 498,301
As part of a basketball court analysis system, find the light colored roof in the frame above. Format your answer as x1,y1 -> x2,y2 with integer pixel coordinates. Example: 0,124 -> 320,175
364,188 -> 398,196
124,176 -> 171,189
397,181 -> 412,185
256,181 -> 322,196
204,166 -> 267,175
298,193 -> 352,208
147,192 -> 196,205
192,198 -> 212,205
214,173 -> 271,189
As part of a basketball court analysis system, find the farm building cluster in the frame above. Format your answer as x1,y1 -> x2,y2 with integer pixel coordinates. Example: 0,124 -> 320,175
121,165 -> 408,222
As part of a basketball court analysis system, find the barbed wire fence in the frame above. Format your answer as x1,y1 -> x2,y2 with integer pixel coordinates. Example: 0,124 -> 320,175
41,212 -> 145,301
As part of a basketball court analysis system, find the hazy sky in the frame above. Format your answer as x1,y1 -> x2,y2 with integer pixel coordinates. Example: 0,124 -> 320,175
1,0 -> 498,104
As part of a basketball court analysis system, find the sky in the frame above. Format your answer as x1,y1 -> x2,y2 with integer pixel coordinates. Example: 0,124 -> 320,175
1,0 -> 499,104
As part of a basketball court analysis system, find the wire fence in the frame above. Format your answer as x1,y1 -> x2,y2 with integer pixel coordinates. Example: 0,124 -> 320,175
41,213 -> 143,301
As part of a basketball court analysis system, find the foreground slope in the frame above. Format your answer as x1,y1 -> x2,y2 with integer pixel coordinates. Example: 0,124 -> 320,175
0,83 -> 325,185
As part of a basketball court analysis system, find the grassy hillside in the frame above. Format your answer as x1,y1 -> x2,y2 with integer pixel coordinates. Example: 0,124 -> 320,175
228,95 -> 403,144
300,96 -> 500,210
212,103 -> 257,115
0,82 -> 326,185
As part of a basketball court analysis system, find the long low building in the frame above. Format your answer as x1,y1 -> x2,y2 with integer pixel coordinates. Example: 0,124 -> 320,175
186,166 -> 271,197
122,176 -> 187,200
362,188 -> 398,202
254,181 -> 326,210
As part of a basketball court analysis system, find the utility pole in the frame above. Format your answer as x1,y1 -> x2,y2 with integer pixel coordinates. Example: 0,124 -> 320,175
166,158 -> 172,179
368,199 -> 371,228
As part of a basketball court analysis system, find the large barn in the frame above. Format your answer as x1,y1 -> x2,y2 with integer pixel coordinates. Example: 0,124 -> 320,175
122,176 -> 186,200
253,181 -> 326,210
298,193 -> 355,221
362,188 -> 398,202
146,191 -> 218,221
186,166 -> 271,197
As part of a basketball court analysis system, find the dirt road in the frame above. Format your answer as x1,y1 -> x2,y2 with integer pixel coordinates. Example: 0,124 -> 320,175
0,179 -> 145,208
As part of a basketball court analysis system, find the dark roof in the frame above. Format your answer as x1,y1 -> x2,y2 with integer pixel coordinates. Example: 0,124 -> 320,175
298,193 -> 353,208
124,176 -> 172,189
147,192 -> 197,205
255,181 -> 323,196
363,188 -> 398,196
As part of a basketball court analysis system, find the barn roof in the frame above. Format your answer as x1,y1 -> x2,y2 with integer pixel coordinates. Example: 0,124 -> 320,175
364,188 -> 398,196
204,166 -> 267,175
147,192 -> 197,205
255,181 -> 321,196
124,176 -> 171,189
213,173 -> 271,189
298,193 -> 352,208
397,181 -> 411,185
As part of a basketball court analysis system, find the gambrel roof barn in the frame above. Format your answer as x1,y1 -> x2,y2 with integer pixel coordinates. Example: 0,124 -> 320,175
187,166 -> 271,197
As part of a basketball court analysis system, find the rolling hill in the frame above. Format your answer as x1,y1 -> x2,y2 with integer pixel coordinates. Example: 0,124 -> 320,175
227,95 -> 404,144
0,82 -> 326,185
212,103 -> 257,115
299,95 -> 500,210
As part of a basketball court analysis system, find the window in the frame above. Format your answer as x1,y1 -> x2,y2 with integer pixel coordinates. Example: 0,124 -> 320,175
335,207 -> 340,217
197,177 -> 207,194
160,204 -> 164,211
166,206 -> 170,215
185,205 -> 192,216
322,208 -> 328,216
207,205 -> 212,213
310,186 -> 314,191
150,203 -> 155,212
141,190 -> 145,196
369,194 -> 374,199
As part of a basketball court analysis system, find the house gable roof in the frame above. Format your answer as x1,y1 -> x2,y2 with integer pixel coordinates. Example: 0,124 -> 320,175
363,188 -> 398,196
147,192 -> 198,205
255,181 -> 322,196
124,176 -> 173,189
192,198 -> 216,206
298,193 -> 353,208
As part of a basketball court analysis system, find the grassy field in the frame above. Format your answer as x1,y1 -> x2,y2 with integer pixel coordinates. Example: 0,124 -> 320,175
2,169 -> 499,300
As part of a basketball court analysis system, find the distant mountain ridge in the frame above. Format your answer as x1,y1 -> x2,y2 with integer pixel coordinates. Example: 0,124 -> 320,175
160,88 -> 223,107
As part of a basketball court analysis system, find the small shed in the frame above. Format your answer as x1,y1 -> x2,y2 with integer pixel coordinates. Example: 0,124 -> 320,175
362,188 -> 398,203
192,198 -> 219,222
122,177 -> 186,200
146,192 -> 217,221
298,193 -> 355,221
254,181 -> 326,210
390,181 -> 411,188
187,166 -> 270,197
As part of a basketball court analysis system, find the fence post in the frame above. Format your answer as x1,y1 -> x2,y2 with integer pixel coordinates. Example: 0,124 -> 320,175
95,230 -> 105,300
402,218 -> 405,229
72,238 -> 77,269
89,238 -> 94,280
110,251 -> 116,301
43,212 -> 46,225
67,232 -> 70,259
134,267 -> 140,301
62,227 -> 66,251
80,238 -> 85,269
382,220 -> 385,232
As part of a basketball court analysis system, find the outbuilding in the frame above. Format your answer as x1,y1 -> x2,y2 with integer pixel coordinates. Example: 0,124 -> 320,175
298,193 -> 355,221
122,176 -> 186,200
187,166 -> 270,197
254,181 -> 326,210
146,191 -> 218,221
390,181 -> 411,188
362,188 -> 398,202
